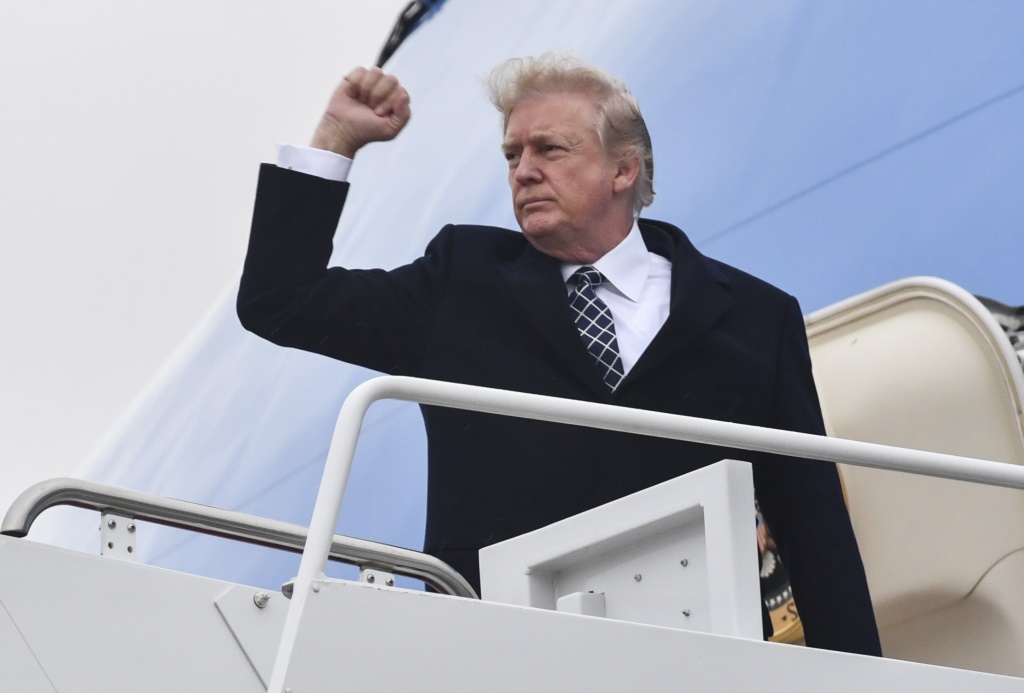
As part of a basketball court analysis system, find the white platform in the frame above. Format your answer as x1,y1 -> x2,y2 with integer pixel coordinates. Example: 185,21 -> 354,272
2,528 -> 1022,691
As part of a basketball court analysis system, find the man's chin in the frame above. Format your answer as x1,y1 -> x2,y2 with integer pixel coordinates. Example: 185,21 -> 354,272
518,216 -> 558,240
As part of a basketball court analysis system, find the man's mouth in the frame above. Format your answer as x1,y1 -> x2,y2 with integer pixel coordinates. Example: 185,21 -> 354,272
520,198 -> 550,210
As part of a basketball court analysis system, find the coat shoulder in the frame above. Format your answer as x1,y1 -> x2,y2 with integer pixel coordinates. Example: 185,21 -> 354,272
706,256 -> 795,310
640,216 -> 796,312
429,224 -> 530,263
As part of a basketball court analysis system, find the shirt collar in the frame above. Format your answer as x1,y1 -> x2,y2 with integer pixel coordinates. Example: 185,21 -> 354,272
560,221 -> 648,302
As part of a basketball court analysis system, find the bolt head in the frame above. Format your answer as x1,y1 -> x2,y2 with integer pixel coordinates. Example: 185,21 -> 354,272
253,591 -> 271,608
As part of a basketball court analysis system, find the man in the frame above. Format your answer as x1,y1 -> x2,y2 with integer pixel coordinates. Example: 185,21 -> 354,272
238,55 -> 881,655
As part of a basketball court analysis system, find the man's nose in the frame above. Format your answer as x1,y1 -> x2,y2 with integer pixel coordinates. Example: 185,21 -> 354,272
513,151 -> 542,184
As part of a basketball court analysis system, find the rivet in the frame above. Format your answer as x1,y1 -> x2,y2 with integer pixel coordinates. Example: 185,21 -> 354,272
127,523 -> 136,533
682,609 -> 691,617
680,558 -> 689,567
366,573 -> 376,584
107,519 -> 116,529
385,577 -> 395,587
126,546 -> 134,554
107,541 -> 114,549
253,591 -> 271,608
312,583 -> 320,593
633,573 -> 642,582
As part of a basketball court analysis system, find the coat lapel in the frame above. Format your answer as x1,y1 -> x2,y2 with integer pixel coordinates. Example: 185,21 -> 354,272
621,220 -> 735,386
497,244 -> 613,399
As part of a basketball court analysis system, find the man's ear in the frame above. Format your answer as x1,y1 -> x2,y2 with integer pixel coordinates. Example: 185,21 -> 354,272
612,154 -> 641,195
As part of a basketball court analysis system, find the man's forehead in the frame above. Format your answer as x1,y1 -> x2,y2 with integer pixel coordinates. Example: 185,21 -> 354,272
502,91 -> 600,141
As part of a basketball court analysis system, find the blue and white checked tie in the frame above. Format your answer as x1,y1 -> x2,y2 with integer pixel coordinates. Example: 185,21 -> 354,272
569,267 -> 625,391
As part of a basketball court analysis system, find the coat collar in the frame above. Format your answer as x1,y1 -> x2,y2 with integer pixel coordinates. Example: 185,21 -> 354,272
497,218 -> 734,397
624,219 -> 734,386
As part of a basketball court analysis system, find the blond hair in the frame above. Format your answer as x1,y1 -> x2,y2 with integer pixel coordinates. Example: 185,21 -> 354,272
487,53 -> 655,214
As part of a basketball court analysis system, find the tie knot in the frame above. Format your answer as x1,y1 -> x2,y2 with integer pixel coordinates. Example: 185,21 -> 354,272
573,266 -> 604,289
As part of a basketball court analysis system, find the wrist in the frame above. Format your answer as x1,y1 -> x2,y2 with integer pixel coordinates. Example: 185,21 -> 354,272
310,114 -> 359,159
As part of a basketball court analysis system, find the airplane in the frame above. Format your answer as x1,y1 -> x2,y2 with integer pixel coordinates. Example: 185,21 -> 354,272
5,1 -> 1023,687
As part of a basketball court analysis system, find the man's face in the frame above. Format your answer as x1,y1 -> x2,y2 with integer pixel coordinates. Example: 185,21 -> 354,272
502,90 -> 633,263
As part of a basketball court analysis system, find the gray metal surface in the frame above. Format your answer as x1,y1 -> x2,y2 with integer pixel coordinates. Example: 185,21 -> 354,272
0,594 -> 56,692
281,578 -> 1024,693
0,536 -> 266,692
6,533 -> 1019,692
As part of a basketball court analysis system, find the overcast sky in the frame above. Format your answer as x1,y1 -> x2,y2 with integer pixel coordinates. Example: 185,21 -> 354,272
0,1 -> 410,516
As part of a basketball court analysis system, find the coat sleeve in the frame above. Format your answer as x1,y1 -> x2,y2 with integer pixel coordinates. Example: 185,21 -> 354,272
236,164 -> 452,375
752,295 -> 882,656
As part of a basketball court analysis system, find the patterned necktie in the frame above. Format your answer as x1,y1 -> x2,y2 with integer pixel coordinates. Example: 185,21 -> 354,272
569,267 -> 625,391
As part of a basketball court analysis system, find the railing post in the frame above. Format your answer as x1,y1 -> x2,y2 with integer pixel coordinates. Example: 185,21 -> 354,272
267,378 -> 387,693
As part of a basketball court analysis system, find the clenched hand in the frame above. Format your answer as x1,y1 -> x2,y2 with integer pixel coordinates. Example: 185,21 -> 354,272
311,66 -> 412,158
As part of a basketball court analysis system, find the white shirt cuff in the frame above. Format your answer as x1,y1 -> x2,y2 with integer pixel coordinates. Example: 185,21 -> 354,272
276,144 -> 352,182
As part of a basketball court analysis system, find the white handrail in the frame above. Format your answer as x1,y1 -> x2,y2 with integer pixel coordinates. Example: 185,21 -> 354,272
267,374 -> 1024,691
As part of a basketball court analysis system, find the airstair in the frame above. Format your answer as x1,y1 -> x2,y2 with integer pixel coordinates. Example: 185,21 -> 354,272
3,277 -> 1024,691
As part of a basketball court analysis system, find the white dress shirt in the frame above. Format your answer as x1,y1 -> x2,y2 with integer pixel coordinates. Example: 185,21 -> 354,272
561,226 -> 671,375
275,144 -> 673,376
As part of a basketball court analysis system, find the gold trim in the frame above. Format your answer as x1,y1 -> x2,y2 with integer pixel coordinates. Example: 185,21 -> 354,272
768,595 -> 805,644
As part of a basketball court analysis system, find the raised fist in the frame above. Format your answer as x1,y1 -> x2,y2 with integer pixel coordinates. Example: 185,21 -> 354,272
311,66 -> 412,158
